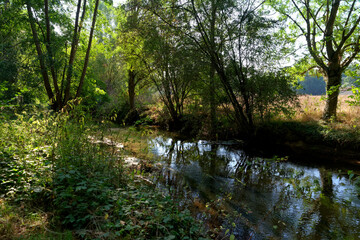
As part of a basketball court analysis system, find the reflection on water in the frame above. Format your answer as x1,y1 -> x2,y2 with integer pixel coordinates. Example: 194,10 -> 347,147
149,136 -> 360,239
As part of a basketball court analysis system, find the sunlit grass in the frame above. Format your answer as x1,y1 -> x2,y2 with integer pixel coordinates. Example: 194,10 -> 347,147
106,126 -> 163,160
286,95 -> 360,130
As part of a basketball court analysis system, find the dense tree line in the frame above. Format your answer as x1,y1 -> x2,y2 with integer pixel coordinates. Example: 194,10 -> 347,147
1,0 -> 359,134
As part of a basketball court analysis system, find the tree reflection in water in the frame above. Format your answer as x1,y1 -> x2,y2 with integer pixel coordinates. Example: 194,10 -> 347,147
150,136 -> 360,239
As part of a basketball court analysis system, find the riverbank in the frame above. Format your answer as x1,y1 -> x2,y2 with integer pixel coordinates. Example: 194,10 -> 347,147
107,127 -> 360,239
135,117 -> 360,168
251,121 -> 360,168
141,95 -> 360,167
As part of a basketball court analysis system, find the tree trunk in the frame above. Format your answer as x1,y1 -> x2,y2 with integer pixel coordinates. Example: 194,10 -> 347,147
26,2 -> 54,105
209,0 -> 216,139
44,0 -> 61,110
213,61 -> 252,133
128,68 -> 136,110
63,0 -> 85,105
322,70 -> 342,120
75,0 -> 99,99
209,65 -> 216,138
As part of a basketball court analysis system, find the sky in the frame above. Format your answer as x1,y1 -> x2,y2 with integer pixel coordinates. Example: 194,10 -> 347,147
113,0 -> 126,7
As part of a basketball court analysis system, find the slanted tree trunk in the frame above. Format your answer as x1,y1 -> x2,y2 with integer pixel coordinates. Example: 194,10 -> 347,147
63,0 -> 89,106
27,0 -> 99,111
189,0 -> 253,134
26,2 -> 54,104
75,0 -> 100,99
44,0 -> 61,110
213,61 -> 252,133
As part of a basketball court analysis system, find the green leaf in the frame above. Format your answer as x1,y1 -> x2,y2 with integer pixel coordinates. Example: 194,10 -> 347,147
165,235 -> 176,240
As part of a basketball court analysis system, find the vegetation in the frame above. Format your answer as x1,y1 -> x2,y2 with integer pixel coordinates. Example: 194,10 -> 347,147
268,0 -> 360,120
1,0 -> 360,239
0,105 -> 208,239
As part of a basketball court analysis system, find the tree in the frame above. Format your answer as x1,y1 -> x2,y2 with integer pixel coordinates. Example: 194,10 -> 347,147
117,1 -> 149,112
0,1 -> 18,101
25,0 -> 100,110
1,0 -> 47,103
181,0 -> 256,132
145,0 -> 296,134
118,0 -> 203,128
145,29 -> 200,128
269,0 -> 360,120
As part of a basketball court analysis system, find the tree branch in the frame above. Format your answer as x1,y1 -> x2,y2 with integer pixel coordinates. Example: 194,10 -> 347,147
324,0 -> 340,59
342,0 -> 356,39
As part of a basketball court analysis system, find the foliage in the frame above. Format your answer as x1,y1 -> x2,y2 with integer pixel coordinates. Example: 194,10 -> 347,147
348,85 -> 360,106
249,70 -> 298,121
51,105 -> 122,231
121,0 -> 298,133
108,183 -> 208,240
22,0 -> 101,110
256,120 -> 360,150
0,106 -> 54,202
0,106 -> 209,239
53,168 -> 115,230
0,1 -> 47,104
267,0 -> 360,120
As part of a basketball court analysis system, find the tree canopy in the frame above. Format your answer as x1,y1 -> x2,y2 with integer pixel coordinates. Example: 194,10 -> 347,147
268,0 -> 360,120
1,0 -> 359,132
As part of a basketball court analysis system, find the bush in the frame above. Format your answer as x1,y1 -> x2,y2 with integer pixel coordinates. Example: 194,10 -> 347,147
53,167 -> 115,230
0,106 -> 54,202
108,183 -> 208,240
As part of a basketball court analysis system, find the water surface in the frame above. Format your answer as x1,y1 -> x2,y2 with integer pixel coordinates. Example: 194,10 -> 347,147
149,136 -> 360,239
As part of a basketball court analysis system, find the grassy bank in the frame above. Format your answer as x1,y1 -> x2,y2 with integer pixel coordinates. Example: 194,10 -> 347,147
287,95 -> 360,129
0,105 -> 209,239
265,95 -> 360,147
140,95 -> 360,163
247,95 -> 360,165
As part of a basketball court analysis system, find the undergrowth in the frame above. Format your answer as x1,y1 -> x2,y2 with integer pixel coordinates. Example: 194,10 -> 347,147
0,104 -> 209,239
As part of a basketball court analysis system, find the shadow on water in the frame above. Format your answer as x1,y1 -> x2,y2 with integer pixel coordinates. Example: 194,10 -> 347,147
149,136 -> 360,239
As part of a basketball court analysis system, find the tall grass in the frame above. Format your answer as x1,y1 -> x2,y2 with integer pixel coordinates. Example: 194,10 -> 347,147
288,95 -> 360,129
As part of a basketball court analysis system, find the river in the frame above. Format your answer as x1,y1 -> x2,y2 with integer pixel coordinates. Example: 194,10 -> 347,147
146,135 -> 360,239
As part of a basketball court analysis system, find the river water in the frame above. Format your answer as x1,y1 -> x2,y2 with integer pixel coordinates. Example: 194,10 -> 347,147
147,136 -> 360,239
